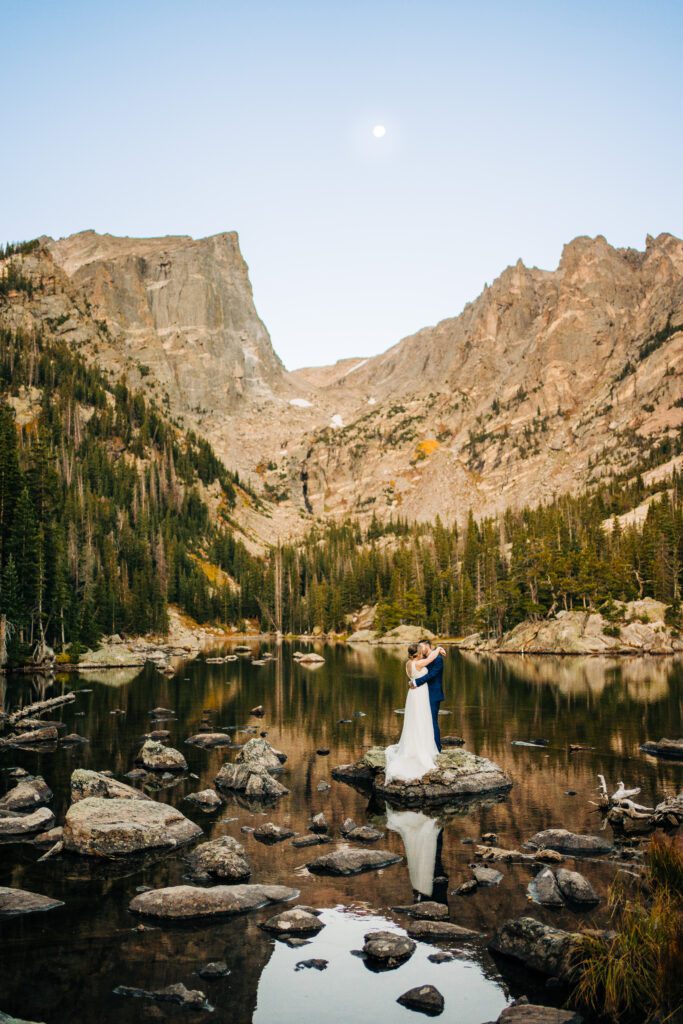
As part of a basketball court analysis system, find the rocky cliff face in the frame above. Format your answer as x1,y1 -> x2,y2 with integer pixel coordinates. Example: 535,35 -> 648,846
3,229 -> 683,539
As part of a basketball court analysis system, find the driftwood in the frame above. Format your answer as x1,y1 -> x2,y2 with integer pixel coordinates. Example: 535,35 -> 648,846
5,691 -> 75,728
593,774 -> 683,830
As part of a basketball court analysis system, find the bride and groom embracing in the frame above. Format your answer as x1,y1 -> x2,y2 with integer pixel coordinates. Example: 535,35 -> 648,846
385,639 -> 447,785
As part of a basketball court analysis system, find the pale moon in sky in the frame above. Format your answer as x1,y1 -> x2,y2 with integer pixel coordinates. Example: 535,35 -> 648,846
372,124 -> 386,138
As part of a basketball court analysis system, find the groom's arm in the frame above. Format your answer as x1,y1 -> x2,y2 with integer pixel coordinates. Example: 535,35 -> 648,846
415,655 -> 442,686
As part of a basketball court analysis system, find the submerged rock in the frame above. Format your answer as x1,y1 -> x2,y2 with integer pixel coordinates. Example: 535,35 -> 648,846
129,883 -> 298,919
70,769 -> 150,802
185,732 -> 231,748
185,836 -> 250,882
0,777 -> 52,811
0,886 -> 64,918
254,823 -> 295,843
261,908 -> 325,936
113,982 -> 212,1011
406,920 -> 480,941
397,984 -> 444,1016
488,916 -> 577,982
362,930 -> 416,967
135,739 -> 187,773
198,961 -> 230,979
306,847 -> 402,876
525,829 -> 612,855
333,747 -> 511,807
63,797 -> 201,857
393,901 -> 449,921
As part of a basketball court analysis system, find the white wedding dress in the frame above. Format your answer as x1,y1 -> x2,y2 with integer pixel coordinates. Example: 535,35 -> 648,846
386,809 -> 441,897
385,660 -> 439,783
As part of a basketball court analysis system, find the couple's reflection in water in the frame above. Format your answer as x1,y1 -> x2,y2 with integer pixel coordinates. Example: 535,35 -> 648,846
385,807 -> 448,903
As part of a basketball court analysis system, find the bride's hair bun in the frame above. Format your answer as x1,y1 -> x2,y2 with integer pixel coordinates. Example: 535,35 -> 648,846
407,643 -> 418,657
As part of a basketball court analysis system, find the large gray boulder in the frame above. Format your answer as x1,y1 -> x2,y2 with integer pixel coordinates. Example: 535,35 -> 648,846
129,883 -> 298,919
135,739 -> 187,772
0,807 -> 55,836
70,769 -> 150,802
333,747 -> 511,807
0,886 -> 64,918
63,797 -> 201,857
0,777 -> 52,811
307,847 -> 402,876
555,869 -> 599,905
525,829 -> 612,855
185,837 -> 250,882
488,917 -> 577,982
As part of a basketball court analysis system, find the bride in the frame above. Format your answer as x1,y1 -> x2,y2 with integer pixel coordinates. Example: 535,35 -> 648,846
385,643 -> 446,783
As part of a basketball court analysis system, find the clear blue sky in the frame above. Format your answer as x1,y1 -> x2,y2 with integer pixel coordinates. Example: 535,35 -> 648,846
2,1 -> 682,369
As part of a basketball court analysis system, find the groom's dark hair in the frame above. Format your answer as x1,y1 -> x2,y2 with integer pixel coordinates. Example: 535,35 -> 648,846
419,638 -> 432,647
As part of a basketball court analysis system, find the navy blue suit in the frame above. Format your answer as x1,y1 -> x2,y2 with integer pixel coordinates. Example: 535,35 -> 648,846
415,653 -> 444,752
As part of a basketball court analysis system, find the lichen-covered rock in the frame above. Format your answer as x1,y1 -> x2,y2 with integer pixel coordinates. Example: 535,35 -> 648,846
185,837 -> 250,882
236,738 -> 286,770
0,777 -> 52,811
362,930 -> 416,966
333,747 -> 511,807
307,847 -> 402,876
525,830 -> 612,855
555,869 -> 599,905
63,797 -> 201,857
129,883 -> 298,919
489,917 -> 577,982
261,908 -> 325,936
135,739 -> 187,773
70,769 -> 150,802
253,823 -> 295,843
0,806 -> 55,836
0,886 -> 64,918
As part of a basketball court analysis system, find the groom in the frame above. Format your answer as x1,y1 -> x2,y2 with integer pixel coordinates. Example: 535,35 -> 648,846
414,639 -> 445,752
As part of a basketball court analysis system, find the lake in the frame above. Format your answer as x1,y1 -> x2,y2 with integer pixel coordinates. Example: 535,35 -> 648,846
1,644 -> 681,1023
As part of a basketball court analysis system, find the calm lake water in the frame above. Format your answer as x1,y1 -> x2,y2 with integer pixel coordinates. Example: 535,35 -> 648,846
1,644 -> 682,1024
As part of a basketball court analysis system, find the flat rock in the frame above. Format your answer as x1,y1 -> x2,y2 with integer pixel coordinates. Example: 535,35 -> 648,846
135,739 -> 187,772
406,920 -> 480,941
525,829 -> 612,855
496,1004 -> 584,1023
397,984 -> 444,1016
253,823 -> 295,843
555,868 -> 599,905
363,929 -> 416,966
476,844 -> 534,863
393,901 -> 449,921
307,847 -> 402,876
0,777 -> 52,811
345,824 -> 384,842
640,738 -> 683,760
70,769 -> 150,802
261,908 -> 325,936
473,865 -> 503,886
185,837 -> 250,882
0,806 -> 55,836
185,732 -> 231,748
333,747 -> 511,807
129,883 -> 298,919
291,834 -> 331,848
488,916 -> 577,982
63,797 -> 201,857
113,982 -> 212,1011
528,868 -> 564,907
183,789 -> 222,811
0,886 -> 64,918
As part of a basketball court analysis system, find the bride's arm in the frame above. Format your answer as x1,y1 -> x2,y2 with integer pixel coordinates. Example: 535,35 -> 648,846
414,647 -> 441,670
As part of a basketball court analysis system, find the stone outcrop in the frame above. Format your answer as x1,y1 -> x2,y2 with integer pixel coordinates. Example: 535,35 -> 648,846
70,769 -> 150,802
332,747 -> 512,807
489,917 -> 578,982
63,797 -> 201,857
215,738 -> 289,800
129,883 -> 298,919
135,739 -> 187,772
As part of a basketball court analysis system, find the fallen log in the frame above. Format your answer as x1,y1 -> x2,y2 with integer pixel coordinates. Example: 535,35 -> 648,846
6,692 -> 75,728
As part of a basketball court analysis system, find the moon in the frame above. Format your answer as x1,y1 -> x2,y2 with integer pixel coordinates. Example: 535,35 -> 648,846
372,124 -> 386,139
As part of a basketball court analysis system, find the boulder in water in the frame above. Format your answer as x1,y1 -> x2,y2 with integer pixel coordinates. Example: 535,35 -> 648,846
63,797 -> 201,857
129,883 -> 298,919
185,837 -> 250,882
